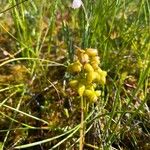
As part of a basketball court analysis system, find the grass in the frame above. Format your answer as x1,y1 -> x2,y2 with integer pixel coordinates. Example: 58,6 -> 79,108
0,0 -> 149,149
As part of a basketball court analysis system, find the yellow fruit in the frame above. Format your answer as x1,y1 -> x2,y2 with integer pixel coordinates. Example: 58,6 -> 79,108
86,48 -> 98,56
69,80 -> 78,88
84,63 -> 94,72
78,84 -> 85,96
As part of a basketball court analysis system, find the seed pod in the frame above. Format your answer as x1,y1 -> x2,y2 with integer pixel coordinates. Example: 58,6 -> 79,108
69,80 -> 78,88
84,63 -> 94,72
84,89 -> 98,102
86,48 -> 98,56
78,84 -> 85,96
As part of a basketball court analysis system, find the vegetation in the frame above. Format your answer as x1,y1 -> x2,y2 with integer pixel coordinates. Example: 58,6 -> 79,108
0,0 -> 149,149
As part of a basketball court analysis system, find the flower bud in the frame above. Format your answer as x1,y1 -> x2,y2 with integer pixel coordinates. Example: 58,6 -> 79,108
97,69 -> 107,85
95,90 -> 101,97
91,61 -> 99,70
69,80 -> 78,88
78,84 -> 85,96
68,61 -> 82,73
86,71 -> 96,83
84,90 -> 98,102
86,48 -> 98,56
76,49 -> 85,57
91,56 -> 100,64
96,68 -> 102,74
84,63 -> 94,72
79,53 -> 89,64
85,84 -> 95,91
90,94 -> 98,102
94,71 -> 101,82
100,75 -> 107,85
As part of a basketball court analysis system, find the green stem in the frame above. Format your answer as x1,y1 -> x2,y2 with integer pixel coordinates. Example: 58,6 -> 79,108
80,96 -> 84,150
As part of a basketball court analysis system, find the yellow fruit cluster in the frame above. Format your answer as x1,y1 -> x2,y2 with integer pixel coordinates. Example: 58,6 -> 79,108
67,48 -> 107,102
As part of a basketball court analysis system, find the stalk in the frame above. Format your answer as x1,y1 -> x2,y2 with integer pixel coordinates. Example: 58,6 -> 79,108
79,96 -> 84,150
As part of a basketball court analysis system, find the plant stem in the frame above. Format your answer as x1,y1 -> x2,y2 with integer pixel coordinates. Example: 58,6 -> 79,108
80,96 -> 84,150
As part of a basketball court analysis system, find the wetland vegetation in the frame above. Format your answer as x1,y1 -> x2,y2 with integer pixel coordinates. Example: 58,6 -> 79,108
0,0 -> 149,149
